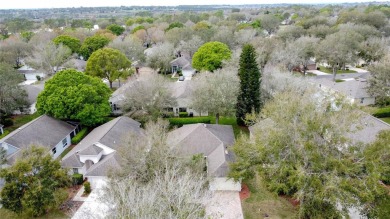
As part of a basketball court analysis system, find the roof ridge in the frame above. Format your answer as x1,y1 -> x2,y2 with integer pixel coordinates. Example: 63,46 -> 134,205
98,117 -> 123,143
362,111 -> 390,128
203,124 -> 224,146
85,152 -> 117,176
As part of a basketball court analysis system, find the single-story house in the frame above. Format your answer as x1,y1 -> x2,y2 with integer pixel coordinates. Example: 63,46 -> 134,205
18,65 -> 46,81
314,77 -> 375,106
167,123 -> 241,191
61,117 -> 143,188
170,56 -> 196,78
170,80 -> 207,117
0,115 -> 79,166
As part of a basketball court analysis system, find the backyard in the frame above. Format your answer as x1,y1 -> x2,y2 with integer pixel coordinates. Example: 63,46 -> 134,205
242,174 -> 297,219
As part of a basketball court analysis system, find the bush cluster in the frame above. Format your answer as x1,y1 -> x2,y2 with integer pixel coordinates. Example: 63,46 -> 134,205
168,117 -> 211,128
84,181 -> 91,194
373,107 -> 390,118
71,128 -> 88,144
72,173 -> 84,185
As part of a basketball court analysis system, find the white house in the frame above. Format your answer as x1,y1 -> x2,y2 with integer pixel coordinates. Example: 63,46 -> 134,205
18,65 -> 46,82
61,117 -> 143,188
0,115 -> 79,166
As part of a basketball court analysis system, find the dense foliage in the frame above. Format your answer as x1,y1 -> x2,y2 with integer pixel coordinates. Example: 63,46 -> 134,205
236,44 -> 261,125
37,69 -> 111,126
79,35 -> 111,60
0,146 -> 70,217
106,24 -> 125,36
192,41 -> 231,72
52,35 -> 81,54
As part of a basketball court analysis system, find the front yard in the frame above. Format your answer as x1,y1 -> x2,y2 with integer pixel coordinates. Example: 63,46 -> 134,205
318,66 -> 357,74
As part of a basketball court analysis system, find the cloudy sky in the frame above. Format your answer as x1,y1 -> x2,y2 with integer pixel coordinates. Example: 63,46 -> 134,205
0,0 -> 381,9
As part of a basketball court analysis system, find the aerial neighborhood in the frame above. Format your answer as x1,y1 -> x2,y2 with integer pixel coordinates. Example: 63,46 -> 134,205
0,1 -> 390,219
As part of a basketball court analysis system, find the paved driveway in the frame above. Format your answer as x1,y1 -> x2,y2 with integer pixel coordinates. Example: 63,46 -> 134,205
206,191 -> 244,219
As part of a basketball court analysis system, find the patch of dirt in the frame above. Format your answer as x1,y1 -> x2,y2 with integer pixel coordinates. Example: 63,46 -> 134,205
60,185 -> 83,217
280,195 -> 300,207
240,183 -> 250,200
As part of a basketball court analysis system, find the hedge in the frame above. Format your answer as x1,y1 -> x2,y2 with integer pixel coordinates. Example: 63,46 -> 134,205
168,117 -> 211,127
373,107 -> 390,118
179,112 -> 189,118
72,173 -> 84,185
84,181 -> 91,194
71,128 -> 88,144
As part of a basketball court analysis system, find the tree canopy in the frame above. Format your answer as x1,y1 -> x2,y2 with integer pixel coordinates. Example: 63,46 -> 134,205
79,35 -> 111,60
37,69 -> 112,126
367,55 -> 390,105
236,44 -> 261,125
0,63 -> 28,119
0,146 -> 70,217
192,41 -> 231,72
86,48 -> 132,89
52,35 -> 81,54
106,24 -> 125,36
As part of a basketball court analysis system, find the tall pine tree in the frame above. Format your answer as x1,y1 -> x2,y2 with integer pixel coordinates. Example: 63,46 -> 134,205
236,44 -> 261,125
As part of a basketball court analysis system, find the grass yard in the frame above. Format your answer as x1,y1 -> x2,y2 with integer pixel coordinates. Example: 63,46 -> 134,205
318,66 -> 357,74
0,208 -> 68,219
380,117 -> 390,124
242,174 -> 297,219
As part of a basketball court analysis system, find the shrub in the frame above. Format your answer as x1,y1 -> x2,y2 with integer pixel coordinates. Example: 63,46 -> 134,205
373,107 -> 390,118
316,67 -> 320,70
179,112 -> 189,118
71,128 -> 88,144
72,173 -> 84,185
36,75 -> 41,81
161,111 -> 175,118
84,181 -> 91,194
168,117 -> 211,128
3,118 -> 13,127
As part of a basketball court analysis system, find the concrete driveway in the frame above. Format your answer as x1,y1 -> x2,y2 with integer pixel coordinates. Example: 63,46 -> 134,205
206,191 -> 244,219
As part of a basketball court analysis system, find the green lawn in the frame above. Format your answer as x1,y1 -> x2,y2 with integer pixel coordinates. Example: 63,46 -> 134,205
0,208 -> 68,219
1,113 -> 40,139
318,66 -> 357,74
242,174 -> 297,219
380,117 -> 390,124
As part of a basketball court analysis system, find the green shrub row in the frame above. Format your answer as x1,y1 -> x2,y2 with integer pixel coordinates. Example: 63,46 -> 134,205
168,117 -> 211,128
71,128 -> 88,144
373,107 -> 390,118
72,173 -> 84,185
179,112 -> 189,118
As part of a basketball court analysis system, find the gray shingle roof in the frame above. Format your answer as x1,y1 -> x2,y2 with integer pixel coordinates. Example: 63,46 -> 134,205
84,153 -> 121,177
167,124 -> 235,177
0,115 -> 76,163
170,56 -> 191,68
61,116 -> 143,174
23,84 -> 44,104
313,77 -> 372,99
348,114 -> 390,144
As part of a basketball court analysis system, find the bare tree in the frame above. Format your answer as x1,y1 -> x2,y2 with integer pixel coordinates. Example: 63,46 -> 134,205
178,36 -> 204,58
367,54 -> 390,105
0,35 -> 31,68
121,73 -> 177,117
191,68 -> 239,124
27,42 -> 72,75
108,36 -> 146,62
234,29 -> 257,47
103,119 -> 211,219
146,42 -> 175,73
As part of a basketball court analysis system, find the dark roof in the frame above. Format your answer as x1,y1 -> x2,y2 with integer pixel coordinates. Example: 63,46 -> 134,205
23,84 -> 44,104
0,115 -> 76,161
167,124 -> 235,177
62,117 -> 143,174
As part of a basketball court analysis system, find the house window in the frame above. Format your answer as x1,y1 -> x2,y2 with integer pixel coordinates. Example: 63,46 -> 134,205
62,138 -> 68,148
360,98 -> 364,104
52,147 -> 57,154
73,168 -> 79,174
179,107 -> 187,112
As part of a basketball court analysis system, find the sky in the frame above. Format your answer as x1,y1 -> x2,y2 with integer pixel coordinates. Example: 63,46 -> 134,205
0,0 -> 382,9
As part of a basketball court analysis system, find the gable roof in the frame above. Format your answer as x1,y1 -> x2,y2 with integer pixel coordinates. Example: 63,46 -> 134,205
167,124 -> 235,177
61,117 -> 143,175
348,114 -> 390,144
314,77 -> 372,99
171,80 -> 193,107
170,56 -> 191,68
0,115 -> 76,163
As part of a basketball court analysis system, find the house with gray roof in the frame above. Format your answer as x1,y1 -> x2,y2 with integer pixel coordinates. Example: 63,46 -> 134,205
170,56 -> 196,79
170,80 -> 207,117
0,115 -> 78,165
314,77 -> 375,106
61,116 -> 143,187
167,123 -> 240,191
